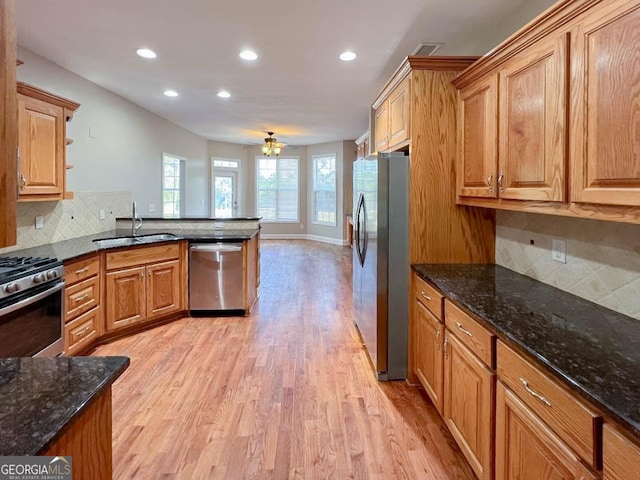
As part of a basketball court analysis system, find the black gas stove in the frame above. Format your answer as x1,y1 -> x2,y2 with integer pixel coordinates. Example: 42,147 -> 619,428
0,256 -> 64,302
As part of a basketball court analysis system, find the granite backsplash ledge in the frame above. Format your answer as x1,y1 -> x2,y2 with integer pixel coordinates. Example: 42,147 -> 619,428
412,263 -> 640,439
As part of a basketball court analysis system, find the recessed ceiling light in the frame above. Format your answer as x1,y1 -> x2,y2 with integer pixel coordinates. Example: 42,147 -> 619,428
217,90 -> 231,98
163,89 -> 179,97
239,50 -> 258,61
339,51 -> 357,62
136,48 -> 157,59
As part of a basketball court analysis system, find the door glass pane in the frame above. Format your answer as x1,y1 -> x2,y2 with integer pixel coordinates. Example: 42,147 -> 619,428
214,176 -> 234,218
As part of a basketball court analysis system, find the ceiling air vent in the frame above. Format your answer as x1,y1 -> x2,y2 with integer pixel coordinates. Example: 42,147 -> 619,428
411,42 -> 443,56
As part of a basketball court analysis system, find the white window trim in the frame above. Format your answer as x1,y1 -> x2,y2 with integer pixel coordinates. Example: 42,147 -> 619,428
162,152 -> 186,217
211,157 -> 241,217
255,155 -> 300,223
312,153 -> 337,227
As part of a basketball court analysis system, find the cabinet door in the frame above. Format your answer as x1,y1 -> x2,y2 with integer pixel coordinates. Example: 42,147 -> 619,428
571,2 -> 640,206
457,75 -> 498,198
17,94 -> 64,196
0,0 -> 17,247
105,266 -> 146,331
146,260 -> 181,320
388,76 -> 411,149
443,331 -> 495,480
375,100 -> 389,152
498,33 -> 567,201
603,424 -> 640,480
414,301 -> 444,414
496,382 -> 597,480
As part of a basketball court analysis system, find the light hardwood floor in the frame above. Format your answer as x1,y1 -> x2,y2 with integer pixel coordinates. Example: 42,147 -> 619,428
94,240 -> 475,479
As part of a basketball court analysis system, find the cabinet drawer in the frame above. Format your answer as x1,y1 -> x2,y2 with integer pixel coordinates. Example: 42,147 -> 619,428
65,275 -> 99,322
497,341 -> 601,468
64,255 -> 100,286
413,273 -> 443,320
106,243 -> 180,270
65,307 -> 99,356
445,300 -> 494,368
603,424 -> 640,480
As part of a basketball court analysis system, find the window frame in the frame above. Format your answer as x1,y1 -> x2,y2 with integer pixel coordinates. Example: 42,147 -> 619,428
312,153 -> 338,226
162,153 -> 186,218
255,155 -> 300,223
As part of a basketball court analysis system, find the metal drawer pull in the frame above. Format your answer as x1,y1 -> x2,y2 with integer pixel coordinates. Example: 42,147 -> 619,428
420,291 -> 431,301
443,338 -> 449,359
456,322 -> 473,337
520,378 -> 552,407
75,293 -> 89,302
75,267 -> 89,274
497,172 -> 504,192
74,326 -> 91,337
487,173 -> 494,193
436,329 -> 441,349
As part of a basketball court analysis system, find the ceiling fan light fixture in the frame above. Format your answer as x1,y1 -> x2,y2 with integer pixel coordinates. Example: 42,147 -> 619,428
262,131 -> 283,157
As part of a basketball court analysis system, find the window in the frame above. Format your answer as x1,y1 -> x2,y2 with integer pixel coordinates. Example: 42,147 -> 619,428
313,154 -> 337,226
162,153 -> 185,217
213,159 -> 239,169
256,157 -> 299,221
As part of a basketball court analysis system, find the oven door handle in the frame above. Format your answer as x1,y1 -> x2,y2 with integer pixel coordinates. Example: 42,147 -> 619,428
0,281 -> 65,317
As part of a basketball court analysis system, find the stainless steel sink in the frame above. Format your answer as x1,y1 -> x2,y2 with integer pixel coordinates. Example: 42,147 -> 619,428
93,233 -> 177,248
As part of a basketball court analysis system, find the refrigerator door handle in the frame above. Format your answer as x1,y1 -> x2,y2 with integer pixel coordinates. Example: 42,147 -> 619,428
355,193 -> 365,267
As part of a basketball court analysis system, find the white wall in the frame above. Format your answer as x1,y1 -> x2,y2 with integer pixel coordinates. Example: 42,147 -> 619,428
17,47 -> 209,216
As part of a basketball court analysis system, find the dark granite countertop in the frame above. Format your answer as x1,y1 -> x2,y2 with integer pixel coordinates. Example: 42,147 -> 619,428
0,356 -> 129,455
412,264 -> 640,439
0,228 -> 259,263
115,216 -> 262,221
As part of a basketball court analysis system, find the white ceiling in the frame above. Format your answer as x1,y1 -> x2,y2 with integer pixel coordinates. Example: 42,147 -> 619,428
17,0 -> 550,146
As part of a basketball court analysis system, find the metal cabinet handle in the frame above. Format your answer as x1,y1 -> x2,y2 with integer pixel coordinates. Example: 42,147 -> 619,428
443,337 -> 449,359
75,267 -> 89,274
75,293 -> 89,302
487,173 -> 494,193
519,378 -> 552,407
436,329 -> 441,350
74,325 -> 91,337
456,322 -> 473,337
20,175 -> 26,190
497,171 -> 504,193
420,291 -> 431,301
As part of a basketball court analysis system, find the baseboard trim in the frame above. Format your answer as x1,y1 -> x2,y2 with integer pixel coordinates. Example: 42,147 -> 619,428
261,233 -> 349,246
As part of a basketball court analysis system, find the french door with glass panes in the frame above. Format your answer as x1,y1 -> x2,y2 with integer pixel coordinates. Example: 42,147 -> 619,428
213,172 -> 238,218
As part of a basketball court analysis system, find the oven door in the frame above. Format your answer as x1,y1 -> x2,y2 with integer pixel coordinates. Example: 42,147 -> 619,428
0,281 -> 64,357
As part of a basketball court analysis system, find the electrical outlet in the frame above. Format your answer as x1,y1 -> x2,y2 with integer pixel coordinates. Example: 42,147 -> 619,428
35,216 -> 44,229
99,209 -> 106,220
214,222 -> 224,229
552,239 -> 566,263
200,199 -> 205,206
148,204 -> 156,213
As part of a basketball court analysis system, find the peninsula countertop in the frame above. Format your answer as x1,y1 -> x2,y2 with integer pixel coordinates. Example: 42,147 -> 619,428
412,263 -> 640,440
0,356 -> 129,455
0,228 -> 259,263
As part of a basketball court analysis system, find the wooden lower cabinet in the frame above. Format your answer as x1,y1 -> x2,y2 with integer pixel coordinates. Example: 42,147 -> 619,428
496,382 -> 596,480
105,266 -> 146,331
603,424 -> 640,480
65,307 -> 99,356
443,331 -> 495,480
146,260 -> 181,320
414,301 -> 444,414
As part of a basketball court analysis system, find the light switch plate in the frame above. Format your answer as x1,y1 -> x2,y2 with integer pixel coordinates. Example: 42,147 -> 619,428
35,216 -> 44,229
99,209 -> 106,220
552,239 -> 566,263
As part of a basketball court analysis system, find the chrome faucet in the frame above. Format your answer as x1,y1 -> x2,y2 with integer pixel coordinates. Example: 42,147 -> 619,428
131,201 -> 143,236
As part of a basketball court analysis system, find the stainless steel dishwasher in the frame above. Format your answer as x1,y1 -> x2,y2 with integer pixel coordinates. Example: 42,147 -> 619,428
189,242 -> 244,311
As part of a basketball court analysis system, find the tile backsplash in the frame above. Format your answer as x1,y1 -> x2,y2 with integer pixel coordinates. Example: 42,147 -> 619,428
496,210 -> 640,320
0,192 -> 132,254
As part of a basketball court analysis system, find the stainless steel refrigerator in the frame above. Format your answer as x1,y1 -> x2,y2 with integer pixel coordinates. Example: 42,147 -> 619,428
353,152 -> 409,381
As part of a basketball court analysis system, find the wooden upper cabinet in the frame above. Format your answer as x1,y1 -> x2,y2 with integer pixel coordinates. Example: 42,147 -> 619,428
388,75 -> 411,150
498,33 -> 567,202
146,260 -> 181,320
496,382 -> 597,480
374,100 -> 389,152
457,75 -> 498,198
0,0 -> 17,247
16,83 -> 79,201
18,95 -> 64,196
571,2 -> 640,206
